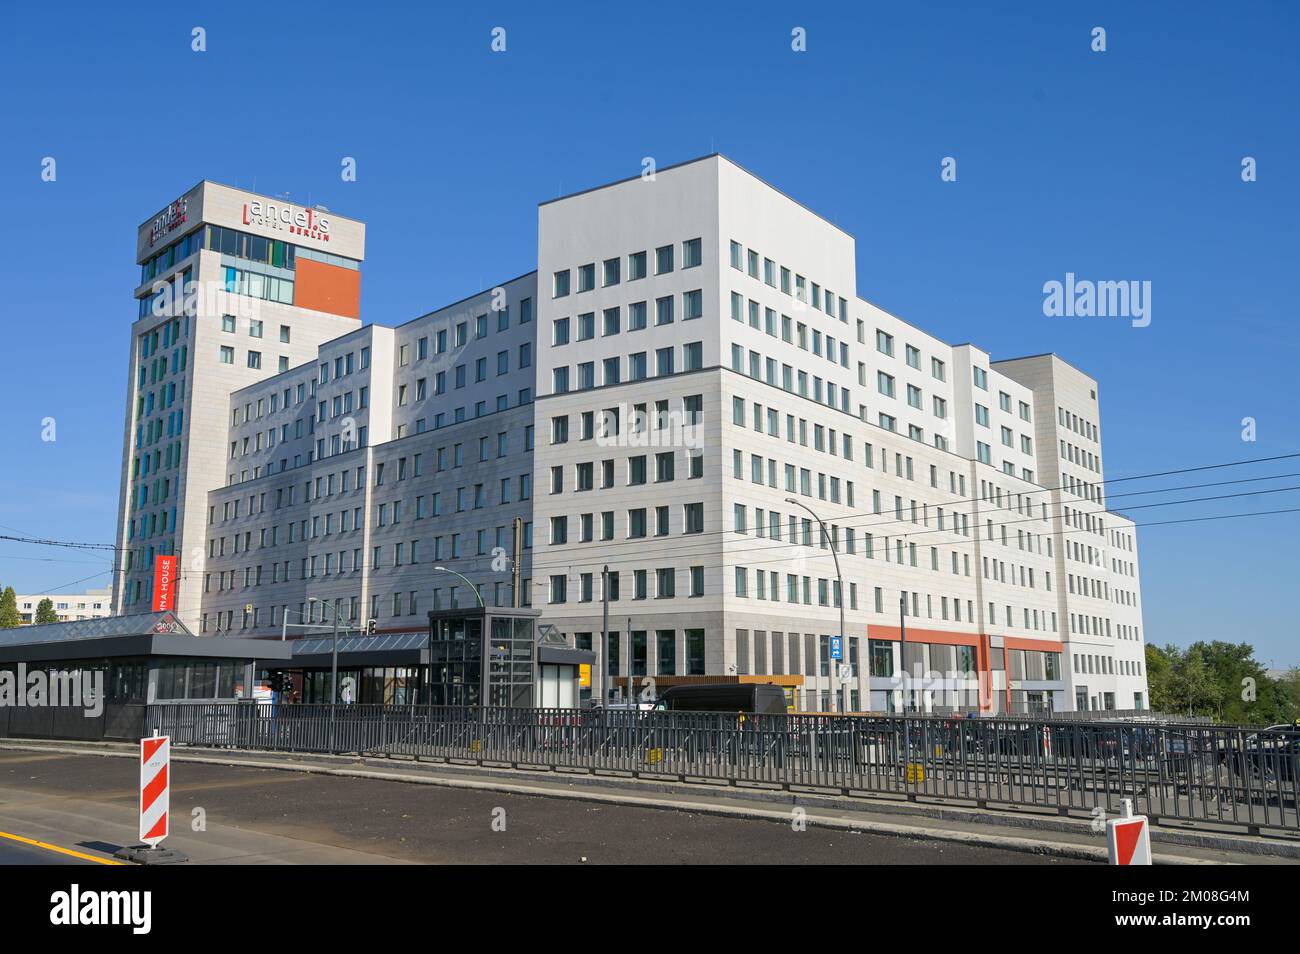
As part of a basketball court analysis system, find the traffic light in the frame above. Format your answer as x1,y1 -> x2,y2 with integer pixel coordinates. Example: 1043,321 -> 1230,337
366,618 -> 377,635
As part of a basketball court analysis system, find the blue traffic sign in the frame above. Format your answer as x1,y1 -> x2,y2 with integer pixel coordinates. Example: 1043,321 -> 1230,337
830,636 -> 843,660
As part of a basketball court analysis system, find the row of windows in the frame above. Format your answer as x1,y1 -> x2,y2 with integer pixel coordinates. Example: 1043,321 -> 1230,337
394,343 -> 531,407
731,344 -> 853,415
548,452 -> 705,494
731,293 -> 851,369
554,240 -> 702,298
219,346 -> 290,372
549,397 -> 701,443
394,298 -> 532,370
138,267 -> 192,317
1074,652 -> 1141,678
142,222 -> 359,289
728,394 -> 1051,535
205,518 -> 530,587
318,346 -> 372,385
730,573 -> 1057,635
1060,438 -> 1101,474
548,565 -> 704,604
1060,405 -> 1099,443
216,431 -> 537,527
577,629 -> 706,677
548,499 -> 705,545
732,394 -> 975,494
223,266 -> 294,305
552,341 -> 703,392
201,581 -> 532,635
1060,468 -> 1103,506
229,388 -> 539,482
554,291 -> 704,346
729,239 -> 848,323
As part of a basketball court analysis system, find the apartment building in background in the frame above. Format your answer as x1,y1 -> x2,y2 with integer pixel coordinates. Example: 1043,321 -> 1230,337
122,156 -> 1149,714
15,587 -> 112,625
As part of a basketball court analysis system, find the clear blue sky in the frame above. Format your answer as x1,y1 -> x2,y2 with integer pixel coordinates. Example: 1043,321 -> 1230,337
0,2 -> 1296,662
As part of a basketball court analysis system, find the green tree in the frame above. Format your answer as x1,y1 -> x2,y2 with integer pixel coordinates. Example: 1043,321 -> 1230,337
1278,670 -> 1300,722
34,597 -> 59,625
0,587 -> 20,628
1144,641 -> 1295,725
1189,640 -> 1293,725
1170,645 -> 1223,717
1149,644 -> 1222,717
1144,643 -> 1176,712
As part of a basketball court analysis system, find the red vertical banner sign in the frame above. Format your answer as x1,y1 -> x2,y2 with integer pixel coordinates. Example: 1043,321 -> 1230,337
152,554 -> 177,612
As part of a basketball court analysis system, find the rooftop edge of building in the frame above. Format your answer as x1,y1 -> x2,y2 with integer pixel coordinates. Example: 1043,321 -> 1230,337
991,351 -> 1100,386
222,270 -> 541,400
137,178 -> 368,231
538,153 -> 855,240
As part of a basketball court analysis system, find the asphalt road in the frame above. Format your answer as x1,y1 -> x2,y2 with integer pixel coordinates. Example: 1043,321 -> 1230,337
0,749 -> 1090,864
0,837 -> 94,865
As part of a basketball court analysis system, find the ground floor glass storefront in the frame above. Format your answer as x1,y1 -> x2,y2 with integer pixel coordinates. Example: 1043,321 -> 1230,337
0,659 -> 149,703
154,659 -> 244,700
297,667 -> 423,705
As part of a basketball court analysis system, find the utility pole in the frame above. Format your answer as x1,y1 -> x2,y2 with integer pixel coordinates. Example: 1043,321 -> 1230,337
329,604 -> 339,752
900,589 -> 910,785
511,517 -> 523,608
600,565 -> 610,707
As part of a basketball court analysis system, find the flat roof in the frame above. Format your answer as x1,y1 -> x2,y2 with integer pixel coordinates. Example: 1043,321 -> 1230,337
0,612 -> 297,664
991,351 -> 1099,384
138,178 -> 365,231
539,153 -> 854,239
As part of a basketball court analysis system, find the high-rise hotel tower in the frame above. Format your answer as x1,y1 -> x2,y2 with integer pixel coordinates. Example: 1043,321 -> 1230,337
114,183 -> 365,625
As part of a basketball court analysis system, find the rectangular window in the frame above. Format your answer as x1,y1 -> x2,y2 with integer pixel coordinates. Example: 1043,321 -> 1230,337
628,251 -> 647,280
655,244 -> 673,275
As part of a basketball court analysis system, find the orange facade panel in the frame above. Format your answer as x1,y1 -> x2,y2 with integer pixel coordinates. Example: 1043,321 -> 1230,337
295,257 -> 360,318
866,624 -> 980,646
1003,635 -> 1066,654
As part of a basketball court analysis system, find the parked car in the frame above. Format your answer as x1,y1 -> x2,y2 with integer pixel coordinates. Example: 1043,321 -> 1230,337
652,683 -> 790,714
1234,725 -> 1300,785
593,699 -> 656,712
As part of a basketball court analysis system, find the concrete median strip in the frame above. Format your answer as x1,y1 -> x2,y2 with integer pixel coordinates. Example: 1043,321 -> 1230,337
0,740 -> 1242,864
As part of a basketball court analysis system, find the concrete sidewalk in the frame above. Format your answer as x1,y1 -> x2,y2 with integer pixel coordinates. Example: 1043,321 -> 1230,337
3,738 -> 1293,864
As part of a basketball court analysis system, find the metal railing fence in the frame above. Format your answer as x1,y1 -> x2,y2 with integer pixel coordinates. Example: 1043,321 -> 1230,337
145,703 -> 1299,835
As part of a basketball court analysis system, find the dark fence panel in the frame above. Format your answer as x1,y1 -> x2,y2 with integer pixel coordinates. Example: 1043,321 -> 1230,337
103,704 -> 147,741
140,703 -> 1300,835
0,703 -> 143,742
3,705 -> 58,738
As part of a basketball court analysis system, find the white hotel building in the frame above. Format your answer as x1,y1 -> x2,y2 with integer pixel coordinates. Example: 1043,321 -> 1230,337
118,156 -> 1148,714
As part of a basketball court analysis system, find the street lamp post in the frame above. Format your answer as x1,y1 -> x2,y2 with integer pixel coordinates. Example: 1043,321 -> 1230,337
432,566 -> 485,609
785,498 -> 844,714
306,598 -> 343,704
600,565 -> 610,707
900,589 -> 910,787
277,605 -> 352,703
305,597 -> 344,753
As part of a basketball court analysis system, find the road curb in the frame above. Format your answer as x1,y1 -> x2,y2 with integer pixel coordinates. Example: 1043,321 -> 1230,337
0,740 -> 1234,864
